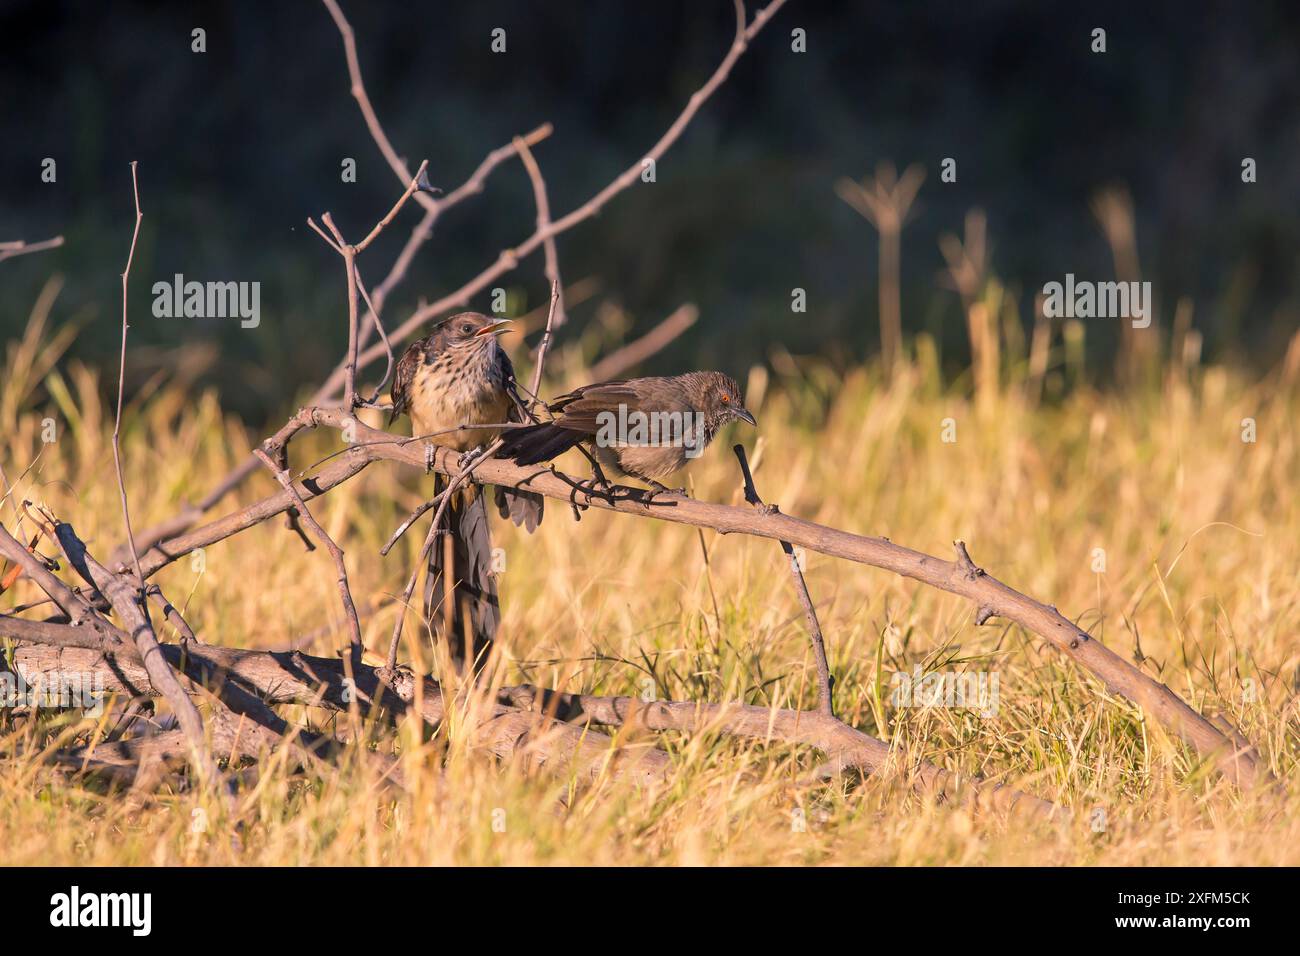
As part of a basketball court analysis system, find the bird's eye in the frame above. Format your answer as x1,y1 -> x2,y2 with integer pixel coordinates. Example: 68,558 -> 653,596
720,394 -> 730,403
461,324 -> 473,334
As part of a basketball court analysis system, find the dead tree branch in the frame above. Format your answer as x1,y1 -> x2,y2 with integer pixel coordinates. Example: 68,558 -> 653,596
122,122 -> 552,557
40,517 -> 222,790
499,685 -> 1055,818
1,623 -> 669,788
516,139 -> 567,332
99,400 -> 1265,804
588,304 -> 699,382
259,409 -> 1261,791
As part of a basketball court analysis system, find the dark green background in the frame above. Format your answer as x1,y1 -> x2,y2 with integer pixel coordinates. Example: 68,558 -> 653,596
3,0 -> 1297,422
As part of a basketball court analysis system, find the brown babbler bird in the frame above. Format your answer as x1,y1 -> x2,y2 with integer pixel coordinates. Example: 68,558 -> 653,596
495,371 -> 756,493
389,311 -> 543,672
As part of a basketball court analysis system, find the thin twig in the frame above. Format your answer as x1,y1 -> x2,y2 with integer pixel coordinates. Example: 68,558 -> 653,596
732,444 -> 834,717
252,447 -> 364,670
529,281 -> 561,407
113,162 -> 145,582
515,137 -> 567,330
0,235 -> 65,263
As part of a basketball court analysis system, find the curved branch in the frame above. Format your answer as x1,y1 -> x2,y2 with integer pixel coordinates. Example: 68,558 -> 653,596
288,409 -> 1262,791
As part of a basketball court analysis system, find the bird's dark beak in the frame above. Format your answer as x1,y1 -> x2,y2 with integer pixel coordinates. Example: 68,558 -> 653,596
734,406 -> 757,427
475,319 -> 513,337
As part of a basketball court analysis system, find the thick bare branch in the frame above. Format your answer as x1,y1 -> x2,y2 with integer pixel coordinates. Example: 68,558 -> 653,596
283,409 -> 1263,791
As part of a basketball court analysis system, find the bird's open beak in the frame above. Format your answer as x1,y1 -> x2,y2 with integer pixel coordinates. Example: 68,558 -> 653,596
475,319 -> 513,337
734,407 -> 757,427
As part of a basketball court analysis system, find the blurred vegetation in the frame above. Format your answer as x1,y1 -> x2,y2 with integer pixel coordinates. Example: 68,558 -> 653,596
3,279 -> 1299,863
3,0 -> 1298,425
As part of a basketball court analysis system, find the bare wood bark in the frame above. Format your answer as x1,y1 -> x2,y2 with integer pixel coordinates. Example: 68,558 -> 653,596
2,614 -> 398,788
134,441 -> 374,579
516,139 -> 567,331
6,621 -> 1050,816
307,160 -> 430,411
121,129 -> 551,560
331,0 -> 788,400
529,281 -> 561,411
0,522 -> 100,628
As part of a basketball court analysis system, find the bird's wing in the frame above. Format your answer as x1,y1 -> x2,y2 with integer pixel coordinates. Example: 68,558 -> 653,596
389,338 -> 426,425
548,381 -> 640,435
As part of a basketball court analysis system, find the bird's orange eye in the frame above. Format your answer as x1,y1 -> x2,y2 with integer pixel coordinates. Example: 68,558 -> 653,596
721,394 -> 730,403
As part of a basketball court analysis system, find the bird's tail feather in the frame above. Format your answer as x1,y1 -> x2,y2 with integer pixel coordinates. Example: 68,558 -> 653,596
495,422 -> 584,466
424,476 -> 498,674
494,486 -> 544,532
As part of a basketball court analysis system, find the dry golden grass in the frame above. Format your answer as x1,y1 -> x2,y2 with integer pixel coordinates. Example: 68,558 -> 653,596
2,297 -> 1298,865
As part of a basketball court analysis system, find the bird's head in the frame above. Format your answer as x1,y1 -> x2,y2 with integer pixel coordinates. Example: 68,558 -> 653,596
696,371 -> 757,430
433,311 -> 512,354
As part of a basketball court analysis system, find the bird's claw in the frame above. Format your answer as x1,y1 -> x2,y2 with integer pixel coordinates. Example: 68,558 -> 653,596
423,444 -> 436,474
578,474 -> 613,497
643,482 -> 687,501
457,446 -> 485,470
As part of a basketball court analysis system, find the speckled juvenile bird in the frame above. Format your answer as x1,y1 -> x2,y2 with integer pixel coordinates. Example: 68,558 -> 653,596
495,371 -> 757,493
389,311 -> 542,671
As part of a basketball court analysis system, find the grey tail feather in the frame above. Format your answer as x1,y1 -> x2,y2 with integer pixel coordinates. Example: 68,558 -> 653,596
495,422 -> 584,466
494,486 -> 544,532
424,476 -> 499,674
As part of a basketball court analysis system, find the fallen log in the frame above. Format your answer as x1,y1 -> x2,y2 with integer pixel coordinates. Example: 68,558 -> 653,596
1,620 -> 669,788
3,618 -> 1055,817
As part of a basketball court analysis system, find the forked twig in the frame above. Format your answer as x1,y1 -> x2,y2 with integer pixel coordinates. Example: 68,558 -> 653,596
252,447 -> 364,671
